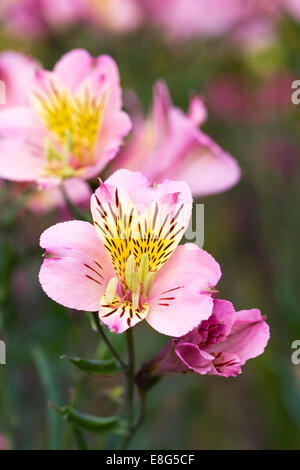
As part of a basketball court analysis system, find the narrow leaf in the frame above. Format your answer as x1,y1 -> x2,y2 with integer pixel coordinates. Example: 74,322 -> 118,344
61,355 -> 122,375
50,403 -> 124,434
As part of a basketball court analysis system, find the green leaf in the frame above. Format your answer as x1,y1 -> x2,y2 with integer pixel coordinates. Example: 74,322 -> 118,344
32,346 -> 63,450
50,403 -> 124,434
61,355 -> 122,375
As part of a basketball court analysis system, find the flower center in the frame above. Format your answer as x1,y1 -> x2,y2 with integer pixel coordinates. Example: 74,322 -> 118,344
94,188 -> 185,287
30,78 -> 105,178
100,253 -> 153,327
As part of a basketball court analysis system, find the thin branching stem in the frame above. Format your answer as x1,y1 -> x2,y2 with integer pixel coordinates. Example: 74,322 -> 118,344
92,312 -> 127,370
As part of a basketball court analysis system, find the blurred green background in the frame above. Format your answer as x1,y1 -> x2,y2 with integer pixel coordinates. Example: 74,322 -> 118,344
0,10 -> 300,450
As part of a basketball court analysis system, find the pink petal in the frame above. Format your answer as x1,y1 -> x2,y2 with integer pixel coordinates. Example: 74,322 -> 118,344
53,49 -> 94,93
0,51 -> 38,106
115,80 -> 240,197
147,244 -> 222,337
39,221 -> 115,311
188,96 -> 208,126
0,106 -> 44,181
211,352 -> 242,377
105,169 -> 192,223
171,132 -> 241,197
84,0 -> 142,33
153,80 -> 171,132
99,297 -> 149,334
85,111 -> 132,179
210,298 -> 237,335
93,55 -> 124,110
175,342 -> 214,374
213,308 -> 270,365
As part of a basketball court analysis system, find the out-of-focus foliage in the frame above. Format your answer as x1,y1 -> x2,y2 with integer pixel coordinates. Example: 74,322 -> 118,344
0,6 -> 300,450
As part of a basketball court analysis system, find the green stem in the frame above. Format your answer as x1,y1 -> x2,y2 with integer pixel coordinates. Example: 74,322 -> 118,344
60,184 -> 90,222
120,329 -> 144,450
91,312 -> 127,370
120,388 -> 148,450
73,427 -> 89,450
125,329 -> 135,430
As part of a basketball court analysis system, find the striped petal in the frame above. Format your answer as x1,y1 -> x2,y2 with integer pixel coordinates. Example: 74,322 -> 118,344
90,170 -> 192,288
99,294 -> 149,334
39,221 -> 114,311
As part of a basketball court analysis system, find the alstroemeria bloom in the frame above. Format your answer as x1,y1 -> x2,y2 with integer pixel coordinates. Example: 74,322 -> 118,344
143,0 -> 278,43
115,81 -> 240,197
0,51 -> 92,212
83,0 -> 142,33
0,0 -> 83,37
0,49 -> 131,187
138,299 -> 269,380
143,0 -> 247,40
0,51 -> 39,107
39,170 -> 221,335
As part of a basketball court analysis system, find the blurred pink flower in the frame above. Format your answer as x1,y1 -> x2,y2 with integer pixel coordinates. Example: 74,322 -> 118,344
115,81 -> 240,197
137,299 -> 269,383
0,0 -> 83,37
205,75 -> 249,123
0,49 -> 131,187
0,51 -> 92,213
143,0 -> 247,40
281,0 -> 300,22
0,0 -> 142,36
206,72 -> 293,125
82,0 -> 143,34
39,169 -> 222,335
143,0 -> 278,44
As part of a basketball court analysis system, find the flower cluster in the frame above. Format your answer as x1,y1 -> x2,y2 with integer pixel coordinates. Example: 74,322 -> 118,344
0,49 -> 240,215
39,169 -> 269,378
0,47 -> 269,385
1,1 -> 298,46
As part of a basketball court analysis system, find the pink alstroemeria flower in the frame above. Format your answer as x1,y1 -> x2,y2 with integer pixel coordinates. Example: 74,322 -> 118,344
83,0 -> 143,33
0,0 -> 83,37
0,49 -> 131,187
115,81 -> 240,197
0,51 -> 92,213
138,299 -> 270,380
39,170 -> 221,335
143,0 -> 247,40
143,0 -> 278,43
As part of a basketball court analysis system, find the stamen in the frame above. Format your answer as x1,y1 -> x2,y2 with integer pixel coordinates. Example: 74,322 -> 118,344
138,253 -> 149,283
105,277 -> 118,304
64,129 -> 74,156
125,254 -> 139,292
44,137 -> 62,163
143,272 -> 156,298
31,81 -> 105,169
132,291 -> 140,310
